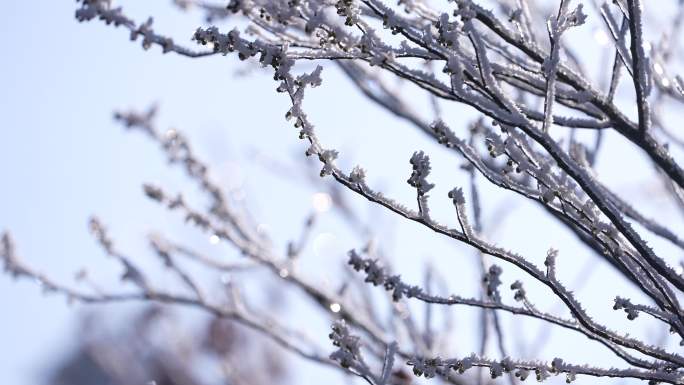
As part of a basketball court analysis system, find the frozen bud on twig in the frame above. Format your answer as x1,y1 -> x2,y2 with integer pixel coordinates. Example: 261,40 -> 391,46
384,274 -> 403,301
143,183 -> 165,202
613,297 -> 640,320
515,368 -> 530,381
407,151 -> 434,195
349,166 -> 366,184
535,365 -> 551,381
483,265 -> 503,302
407,357 -> 442,378
551,357 -> 564,373
566,371 -> 577,383
329,320 -> 361,369
363,259 -> 384,286
490,361 -> 504,378
88,217 -> 114,255
1,232 -> 22,277
430,120 -> 450,145
545,248 -> 558,278
130,17 -> 155,50
455,354 -> 475,373
448,187 -> 465,205
296,66 -> 323,88
485,133 -> 505,158
558,5 -> 587,31
501,357 -> 515,372
347,249 -> 364,271
318,149 -> 339,177
347,250 -> 384,285
510,280 -> 526,301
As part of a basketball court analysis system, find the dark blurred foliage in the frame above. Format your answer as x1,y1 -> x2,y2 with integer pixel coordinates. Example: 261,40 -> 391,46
46,306 -> 288,385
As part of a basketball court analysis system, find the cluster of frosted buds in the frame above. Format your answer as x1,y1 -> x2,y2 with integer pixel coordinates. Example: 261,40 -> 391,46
194,27 -> 297,80
329,320 -> 361,369
347,249 -> 365,270
383,275 -> 404,302
407,357 -> 443,378
349,166 -> 366,185
486,362 -> 502,378
535,366 -> 551,382
485,132 -> 505,158
295,66 -> 323,88
318,150 -> 339,177
88,217 -> 114,255
1,233 -> 22,278
193,28 -> 251,60
483,265 -> 503,302
545,248 -> 558,277
435,13 -> 460,47
547,4 -> 587,38
334,0 -> 360,26
448,187 -> 466,205
381,9 -> 403,35
363,259 -> 384,286
489,358 -> 514,378
130,17 -> 161,51
114,106 -> 157,135
430,120 -> 452,145
407,151 -> 435,195
453,355 -> 475,373
143,183 -> 165,202
510,280 -> 526,301
515,368 -> 531,381
347,250 -> 421,301
406,354 -> 581,383
613,297 -> 640,320
551,358 -> 577,382
75,0 -> 129,26
224,0 -> 241,13
348,250 -> 384,285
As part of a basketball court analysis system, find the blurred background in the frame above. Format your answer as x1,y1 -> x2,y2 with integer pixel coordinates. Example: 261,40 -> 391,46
2,1 -> 684,384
